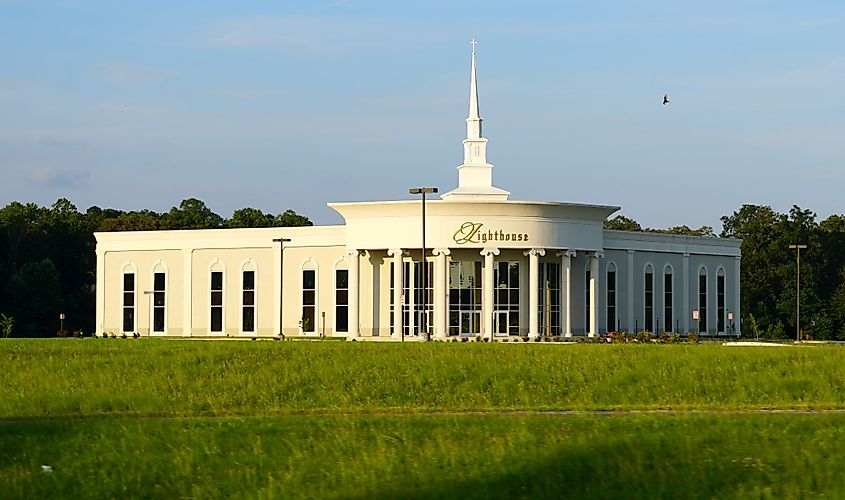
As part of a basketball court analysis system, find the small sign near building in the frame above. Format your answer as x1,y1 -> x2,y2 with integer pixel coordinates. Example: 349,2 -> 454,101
692,310 -> 699,320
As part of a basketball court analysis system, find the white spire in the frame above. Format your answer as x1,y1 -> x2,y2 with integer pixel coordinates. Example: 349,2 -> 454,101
467,37 -> 481,139
441,38 -> 510,202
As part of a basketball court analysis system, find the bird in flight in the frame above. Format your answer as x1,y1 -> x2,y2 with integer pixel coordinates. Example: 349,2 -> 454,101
663,94 -> 670,106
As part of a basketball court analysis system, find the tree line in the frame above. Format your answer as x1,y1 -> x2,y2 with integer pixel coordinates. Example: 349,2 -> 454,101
606,205 -> 845,339
0,198 -> 311,337
1,199 -> 843,339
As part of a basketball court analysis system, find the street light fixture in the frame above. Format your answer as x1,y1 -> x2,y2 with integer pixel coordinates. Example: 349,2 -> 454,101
788,244 -> 807,342
273,237 -> 292,339
409,187 -> 438,341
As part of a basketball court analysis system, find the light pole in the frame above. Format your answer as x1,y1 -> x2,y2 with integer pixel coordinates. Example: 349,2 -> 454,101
409,187 -> 438,341
788,244 -> 807,342
273,237 -> 292,338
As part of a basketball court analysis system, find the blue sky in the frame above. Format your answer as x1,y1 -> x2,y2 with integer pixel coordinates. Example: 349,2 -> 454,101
1,1 -> 844,229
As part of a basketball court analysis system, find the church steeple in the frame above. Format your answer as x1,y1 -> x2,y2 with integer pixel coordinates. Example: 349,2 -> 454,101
467,38 -> 481,140
442,38 -> 510,202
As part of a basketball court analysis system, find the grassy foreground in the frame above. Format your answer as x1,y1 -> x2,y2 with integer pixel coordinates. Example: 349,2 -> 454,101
3,413 -> 844,499
2,339 -> 845,417
3,339 -> 845,498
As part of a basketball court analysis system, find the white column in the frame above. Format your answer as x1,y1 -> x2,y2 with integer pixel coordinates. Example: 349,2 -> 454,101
525,248 -> 545,338
182,248 -> 192,337
480,248 -> 499,338
347,249 -> 360,339
389,248 -> 403,339
734,255 -> 741,337
563,250 -> 575,337
627,250 -> 634,333
95,249 -> 105,337
683,252 -> 690,333
433,248 -> 450,339
589,252 -> 601,337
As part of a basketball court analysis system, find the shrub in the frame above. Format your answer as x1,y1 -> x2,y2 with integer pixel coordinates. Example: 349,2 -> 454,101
687,332 -> 700,344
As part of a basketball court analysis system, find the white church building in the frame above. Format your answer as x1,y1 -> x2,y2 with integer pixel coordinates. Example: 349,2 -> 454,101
95,43 -> 741,340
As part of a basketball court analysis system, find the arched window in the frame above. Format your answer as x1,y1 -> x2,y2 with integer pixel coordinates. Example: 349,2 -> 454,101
151,261 -> 167,334
210,261 -> 225,334
644,264 -> 654,333
584,260 -> 591,335
606,262 -> 617,332
122,263 -> 136,333
698,266 -> 708,334
664,265 -> 674,333
301,260 -> 317,333
335,260 -> 349,334
241,260 -> 257,334
717,267 -> 726,333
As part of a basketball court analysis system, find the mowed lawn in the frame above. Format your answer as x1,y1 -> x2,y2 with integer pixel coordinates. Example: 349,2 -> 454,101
2,340 -> 845,498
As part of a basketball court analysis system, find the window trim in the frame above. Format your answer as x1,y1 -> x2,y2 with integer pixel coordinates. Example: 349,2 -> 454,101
150,261 -> 168,335
663,264 -> 674,334
121,262 -> 137,334
334,262 -> 349,334
301,258 -> 318,334
606,261 -> 617,333
643,263 -> 654,333
209,260 -> 226,335
698,265 -> 709,334
240,259 -> 258,335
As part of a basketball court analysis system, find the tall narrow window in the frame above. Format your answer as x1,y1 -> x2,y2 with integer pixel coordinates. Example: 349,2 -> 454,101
412,261 -> 434,335
302,269 -> 316,332
336,269 -> 349,333
242,270 -> 255,333
448,260 -> 482,336
495,261 -> 521,336
644,265 -> 654,333
584,267 -> 591,335
211,271 -> 223,333
717,269 -> 726,333
699,267 -> 708,334
153,272 -> 165,333
539,262 -> 560,336
606,263 -> 617,332
664,266 -> 673,333
122,273 -> 135,333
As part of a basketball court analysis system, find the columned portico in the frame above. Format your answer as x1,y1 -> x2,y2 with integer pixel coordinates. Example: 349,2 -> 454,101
526,248 -> 545,338
480,247 -> 499,338
389,248 -> 403,338
433,248 -> 450,339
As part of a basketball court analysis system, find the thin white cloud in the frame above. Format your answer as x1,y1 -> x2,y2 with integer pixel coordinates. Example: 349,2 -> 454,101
195,15 -> 433,53
28,167 -> 91,188
95,61 -> 174,86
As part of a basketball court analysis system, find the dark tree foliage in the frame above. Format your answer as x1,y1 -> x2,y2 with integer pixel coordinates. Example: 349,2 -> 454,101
0,198 -> 312,337
721,204 -> 845,340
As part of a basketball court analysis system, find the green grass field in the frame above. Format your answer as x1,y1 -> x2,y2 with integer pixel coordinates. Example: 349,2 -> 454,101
2,340 -> 844,498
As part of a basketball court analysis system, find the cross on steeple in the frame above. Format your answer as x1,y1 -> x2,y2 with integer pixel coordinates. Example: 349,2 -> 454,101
470,37 -> 477,54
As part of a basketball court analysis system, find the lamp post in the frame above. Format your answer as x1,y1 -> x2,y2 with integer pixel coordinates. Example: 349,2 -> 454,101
273,237 -> 292,338
409,187 -> 438,341
788,244 -> 807,342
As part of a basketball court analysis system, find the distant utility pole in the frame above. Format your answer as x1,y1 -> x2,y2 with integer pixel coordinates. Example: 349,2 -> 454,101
788,244 -> 807,342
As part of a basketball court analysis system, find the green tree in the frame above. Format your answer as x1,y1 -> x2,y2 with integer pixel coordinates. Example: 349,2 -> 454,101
226,208 -> 275,228
3,258 -> 63,337
160,198 -> 223,230
274,209 -> 312,227
603,215 -> 641,231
